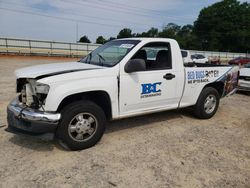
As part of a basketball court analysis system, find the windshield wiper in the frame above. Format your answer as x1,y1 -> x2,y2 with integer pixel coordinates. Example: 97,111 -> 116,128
97,53 -> 106,66
79,53 -> 91,63
87,53 -> 92,64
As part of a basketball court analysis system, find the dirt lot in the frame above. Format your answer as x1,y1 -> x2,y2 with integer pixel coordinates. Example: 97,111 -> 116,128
0,55 -> 249,188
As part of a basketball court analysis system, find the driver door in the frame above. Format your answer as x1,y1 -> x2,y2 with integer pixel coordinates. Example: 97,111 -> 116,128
119,42 -> 181,117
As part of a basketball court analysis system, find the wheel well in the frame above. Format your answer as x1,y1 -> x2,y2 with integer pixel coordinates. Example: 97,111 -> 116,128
204,81 -> 224,97
57,91 -> 112,120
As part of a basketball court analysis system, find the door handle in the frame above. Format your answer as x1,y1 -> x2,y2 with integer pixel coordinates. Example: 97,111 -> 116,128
163,73 -> 175,80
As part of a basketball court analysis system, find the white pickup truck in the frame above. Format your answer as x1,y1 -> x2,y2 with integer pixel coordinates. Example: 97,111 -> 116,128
6,38 -> 239,150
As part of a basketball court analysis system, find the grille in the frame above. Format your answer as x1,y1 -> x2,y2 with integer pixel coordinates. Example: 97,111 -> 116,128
239,76 -> 250,81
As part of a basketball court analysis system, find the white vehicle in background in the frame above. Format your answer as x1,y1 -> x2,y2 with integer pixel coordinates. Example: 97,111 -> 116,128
238,63 -> 250,92
181,50 -> 193,63
6,38 -> 239,150
191,54 -> 209,64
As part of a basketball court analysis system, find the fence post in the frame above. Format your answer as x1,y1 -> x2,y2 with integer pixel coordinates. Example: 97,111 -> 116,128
5,38 -> 8,54
69,43 -> 71,57
29,40 -> 31,54
87,43 -> 89,55
50,42 -> 52,56
76,42 -> 78,57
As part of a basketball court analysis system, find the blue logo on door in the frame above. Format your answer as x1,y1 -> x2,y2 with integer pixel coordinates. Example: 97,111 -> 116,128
141,82 -> 162,94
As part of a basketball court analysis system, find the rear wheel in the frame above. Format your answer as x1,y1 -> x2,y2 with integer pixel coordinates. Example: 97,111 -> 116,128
194,87 -> 220,119
56,100 -> 106,150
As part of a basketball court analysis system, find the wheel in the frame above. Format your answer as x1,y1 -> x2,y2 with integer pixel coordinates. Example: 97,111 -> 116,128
194,87 -> 220,119
56,100 -> 106,150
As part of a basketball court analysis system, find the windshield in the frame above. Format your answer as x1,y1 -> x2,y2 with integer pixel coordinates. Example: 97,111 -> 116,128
181,50 -> 187,58
244,64 -> 250,68
191,55 -> 196,59
80,40 -> 140,67
197,54 -> 205,59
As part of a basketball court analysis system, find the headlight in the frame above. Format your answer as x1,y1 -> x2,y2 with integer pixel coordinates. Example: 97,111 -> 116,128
35,83 -> 50,94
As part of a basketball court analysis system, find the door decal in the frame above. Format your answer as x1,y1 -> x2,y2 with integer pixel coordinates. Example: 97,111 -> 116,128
141,82 -> 162,98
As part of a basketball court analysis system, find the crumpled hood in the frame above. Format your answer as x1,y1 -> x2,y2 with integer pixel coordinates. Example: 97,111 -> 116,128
240,68 -> 250,77
15,62 -> 103,78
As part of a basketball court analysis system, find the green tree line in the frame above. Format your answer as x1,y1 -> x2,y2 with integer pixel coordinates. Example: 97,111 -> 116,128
79,0 -> 250,52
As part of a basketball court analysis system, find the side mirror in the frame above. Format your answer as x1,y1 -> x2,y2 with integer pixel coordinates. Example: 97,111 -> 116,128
124,59 -> 146,73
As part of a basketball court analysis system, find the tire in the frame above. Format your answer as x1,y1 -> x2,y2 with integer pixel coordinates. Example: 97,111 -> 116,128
194,87 -> 220,119
56,100 -> 106,150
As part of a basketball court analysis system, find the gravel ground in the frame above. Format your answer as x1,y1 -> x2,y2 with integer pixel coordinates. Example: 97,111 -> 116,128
0,55 -> 249,188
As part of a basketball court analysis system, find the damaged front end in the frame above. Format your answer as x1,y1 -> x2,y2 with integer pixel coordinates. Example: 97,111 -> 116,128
17,78 -> 50,109
6,78 -> 61,139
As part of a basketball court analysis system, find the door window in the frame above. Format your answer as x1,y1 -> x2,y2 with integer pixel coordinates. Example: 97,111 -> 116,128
131,42 -> 172,70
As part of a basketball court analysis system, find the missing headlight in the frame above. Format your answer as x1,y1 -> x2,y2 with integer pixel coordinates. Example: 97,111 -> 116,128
35,84 -> 50,94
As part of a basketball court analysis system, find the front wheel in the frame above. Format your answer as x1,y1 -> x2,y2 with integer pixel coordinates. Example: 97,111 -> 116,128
194,87 -> 220,119
56,100 -> 106,150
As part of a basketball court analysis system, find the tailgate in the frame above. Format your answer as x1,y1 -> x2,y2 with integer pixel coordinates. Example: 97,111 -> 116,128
218,66 -> 239,97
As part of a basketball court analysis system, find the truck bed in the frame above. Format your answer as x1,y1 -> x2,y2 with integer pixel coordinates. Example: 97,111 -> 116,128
184,62 -> 230,67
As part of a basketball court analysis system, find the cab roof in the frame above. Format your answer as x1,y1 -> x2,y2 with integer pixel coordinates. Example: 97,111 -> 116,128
115,37 -> 176,43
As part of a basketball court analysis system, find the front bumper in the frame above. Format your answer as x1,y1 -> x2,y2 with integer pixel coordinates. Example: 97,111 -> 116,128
238,80 -> 250,91
6,98 -> 61,138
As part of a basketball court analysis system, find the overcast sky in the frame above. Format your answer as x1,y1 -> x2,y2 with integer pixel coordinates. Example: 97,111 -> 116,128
0,0 -> 249,43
